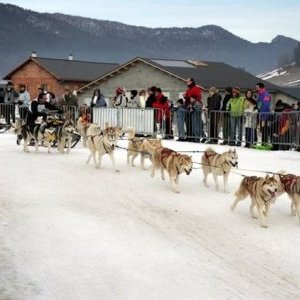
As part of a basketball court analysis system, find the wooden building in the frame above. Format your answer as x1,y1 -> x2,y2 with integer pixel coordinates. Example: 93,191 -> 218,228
3,53 -> 118,99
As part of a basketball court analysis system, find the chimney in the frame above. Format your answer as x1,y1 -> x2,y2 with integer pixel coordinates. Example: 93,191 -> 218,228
31,51 -> 37,58
68,54 -> 73,61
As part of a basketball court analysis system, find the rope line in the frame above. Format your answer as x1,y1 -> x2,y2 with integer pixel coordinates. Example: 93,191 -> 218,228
115,143 -> 286,177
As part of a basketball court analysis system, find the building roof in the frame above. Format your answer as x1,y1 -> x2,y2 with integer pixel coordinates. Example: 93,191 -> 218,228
78,57 -> 281,93
143,58 -> 280,92
276,87 -> 300,101
3,57 -> 119,82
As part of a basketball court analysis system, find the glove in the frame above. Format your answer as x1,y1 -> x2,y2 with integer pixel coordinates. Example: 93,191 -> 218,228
18,100 -> 23,105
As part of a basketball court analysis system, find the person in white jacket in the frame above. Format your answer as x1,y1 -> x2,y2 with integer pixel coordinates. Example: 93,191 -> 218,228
243,89 -> 257,148
113,87 -> 128,107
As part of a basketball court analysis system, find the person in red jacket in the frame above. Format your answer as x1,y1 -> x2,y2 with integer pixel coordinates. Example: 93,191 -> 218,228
184,78 -> 203,142
152,88 -> 172,138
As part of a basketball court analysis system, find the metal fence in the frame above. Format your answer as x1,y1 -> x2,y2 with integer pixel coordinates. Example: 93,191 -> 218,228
1,102 -> 299,149
204,110 -> 300,149
92,107 -> 165,136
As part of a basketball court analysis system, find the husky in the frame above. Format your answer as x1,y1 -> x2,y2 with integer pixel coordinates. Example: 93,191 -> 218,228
86,123 -> 123,172
273,172 -> 300,224
202,148 -> 238,193
13,119 -> 57,153
231,175 -> 278,228
57,120 -> 76,154
142,140 -> 192,193
126,127 -> 162,169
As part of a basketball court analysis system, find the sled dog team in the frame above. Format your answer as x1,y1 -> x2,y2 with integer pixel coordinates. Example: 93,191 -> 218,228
12,118 -> 76,154
13,122 -> 300,228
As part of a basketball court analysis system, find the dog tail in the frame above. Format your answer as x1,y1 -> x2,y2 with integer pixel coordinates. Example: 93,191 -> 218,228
276,170 -> 286,175
140,139 -> 156,154
235,177 -> 248,198
126,127 -> 136,139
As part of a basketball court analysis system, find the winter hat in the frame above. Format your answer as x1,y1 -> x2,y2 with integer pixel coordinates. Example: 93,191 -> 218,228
208,86 -> 218,94
116,87 -> 124,95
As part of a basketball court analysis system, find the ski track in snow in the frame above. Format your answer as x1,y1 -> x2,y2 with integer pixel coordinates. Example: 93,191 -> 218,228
0,134 -> 300,299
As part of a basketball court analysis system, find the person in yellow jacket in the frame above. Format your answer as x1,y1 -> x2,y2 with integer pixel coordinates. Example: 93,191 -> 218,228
227,87 -> 245,146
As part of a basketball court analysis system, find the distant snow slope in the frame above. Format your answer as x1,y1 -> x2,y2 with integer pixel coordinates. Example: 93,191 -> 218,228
257,64 -> 300,87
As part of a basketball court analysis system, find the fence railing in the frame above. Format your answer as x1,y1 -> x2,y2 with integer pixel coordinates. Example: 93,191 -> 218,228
92,107 -> 165,136
205,110 -> 300,149
1,102 -> 299,149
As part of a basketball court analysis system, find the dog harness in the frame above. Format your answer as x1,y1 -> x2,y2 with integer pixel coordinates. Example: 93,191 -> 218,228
161,148 -> 181,175
204,151 -> 230,174
279,174 -> 298,194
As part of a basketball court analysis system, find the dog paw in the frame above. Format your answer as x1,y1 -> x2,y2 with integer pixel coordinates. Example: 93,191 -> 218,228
261,225 -> 268,228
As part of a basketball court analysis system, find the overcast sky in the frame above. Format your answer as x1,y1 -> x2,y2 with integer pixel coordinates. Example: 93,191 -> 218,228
1,0 -> 300,43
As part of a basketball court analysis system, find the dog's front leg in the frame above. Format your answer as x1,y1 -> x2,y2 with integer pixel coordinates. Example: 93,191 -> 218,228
59,139 -> 65,154
213,173 -> 219,191
109,152 -> 119,172
291,197 -> 296,216
96,151 -> 102,169
35,139 -> 39,152
175,174 -> 180,184
131,153 -> 138,167
264,202 -> 270,217
170,174 -> 179,193
223,174 -> 229,193
66,139 -> 71,154
48,142 -> 52,154
150,164 -> 156,178
257,202 -> 268,228
23,138 -> 30,153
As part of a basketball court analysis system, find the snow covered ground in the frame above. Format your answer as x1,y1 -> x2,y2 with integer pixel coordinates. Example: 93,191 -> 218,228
1,133 -> 300,300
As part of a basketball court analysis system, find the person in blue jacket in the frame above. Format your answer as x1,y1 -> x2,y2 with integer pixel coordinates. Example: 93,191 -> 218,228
256,82 -> 271,144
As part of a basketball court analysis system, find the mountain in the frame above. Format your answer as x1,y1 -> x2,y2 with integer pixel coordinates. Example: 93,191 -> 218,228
0,3 -> 299,78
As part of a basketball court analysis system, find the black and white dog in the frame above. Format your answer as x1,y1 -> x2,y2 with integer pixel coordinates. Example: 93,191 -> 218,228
57,120 -> 76,154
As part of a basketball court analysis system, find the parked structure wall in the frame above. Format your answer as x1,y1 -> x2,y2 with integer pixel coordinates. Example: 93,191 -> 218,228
78,62 -> 188,106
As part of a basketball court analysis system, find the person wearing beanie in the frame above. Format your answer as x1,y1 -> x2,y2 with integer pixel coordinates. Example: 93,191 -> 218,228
127,90 -> 140,108
184,78 -> 203,141
113,87 -> 128,107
